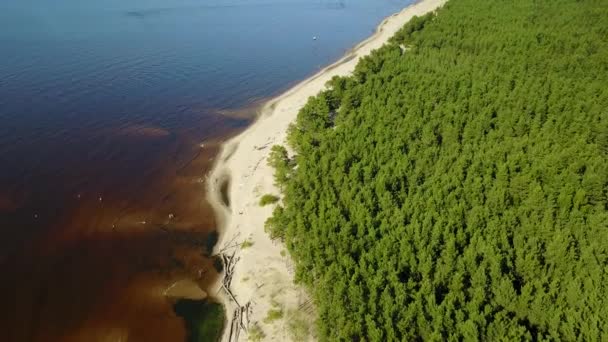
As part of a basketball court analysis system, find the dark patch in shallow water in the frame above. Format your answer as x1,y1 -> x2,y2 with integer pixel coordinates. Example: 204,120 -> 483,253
204,230 -> 219,256
174,299 -> 225,342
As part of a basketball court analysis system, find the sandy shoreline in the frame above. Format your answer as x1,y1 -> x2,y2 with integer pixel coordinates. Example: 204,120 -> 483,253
206,0 -> 447,340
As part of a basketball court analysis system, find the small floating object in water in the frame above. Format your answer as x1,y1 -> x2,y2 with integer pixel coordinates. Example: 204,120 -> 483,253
313,36 -> 317,40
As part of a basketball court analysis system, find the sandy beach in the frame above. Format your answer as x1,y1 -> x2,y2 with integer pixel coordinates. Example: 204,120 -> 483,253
207,0 -> 447,340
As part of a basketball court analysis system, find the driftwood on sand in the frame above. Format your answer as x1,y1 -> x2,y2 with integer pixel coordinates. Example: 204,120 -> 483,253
227,302 -> 251,342
220,250 -> 240,306
217,237 -> 253,342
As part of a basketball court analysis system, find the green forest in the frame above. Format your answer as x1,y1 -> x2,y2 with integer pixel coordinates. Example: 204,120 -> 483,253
266,0 -> 608,340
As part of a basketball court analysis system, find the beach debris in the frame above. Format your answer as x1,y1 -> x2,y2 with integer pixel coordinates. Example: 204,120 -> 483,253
218,232 -> 242,253
298,298 -> 315,314
76,193 -> 81,199
98,196 -> 103,202
168,213 -> 175,220
255,142 -> 271,151
33,213 -> 38,219
227,301 -> 251,342
238,210 -> 243,215
216,236 -> 252,342
220,250 -> 240,305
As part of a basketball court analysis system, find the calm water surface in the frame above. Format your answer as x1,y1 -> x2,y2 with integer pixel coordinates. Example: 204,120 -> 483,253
0,0 -> 413,340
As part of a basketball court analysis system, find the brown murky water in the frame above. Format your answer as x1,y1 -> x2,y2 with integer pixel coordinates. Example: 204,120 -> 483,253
0,112 -> 247,341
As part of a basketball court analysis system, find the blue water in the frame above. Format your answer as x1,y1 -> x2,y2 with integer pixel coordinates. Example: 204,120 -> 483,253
0,0 -> 414,189
1,0 -> 411,123
0,0 -> 414,340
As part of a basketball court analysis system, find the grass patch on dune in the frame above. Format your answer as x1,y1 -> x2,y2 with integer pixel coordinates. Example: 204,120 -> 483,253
263,308 -> 284,324
248,323 -> 265,342
240,239 -> 254,249
259,194 -> 279,206
287,310 -> 313,342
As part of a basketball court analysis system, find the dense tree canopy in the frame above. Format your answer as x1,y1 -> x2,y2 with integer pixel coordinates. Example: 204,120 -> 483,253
267,0 -> 608,340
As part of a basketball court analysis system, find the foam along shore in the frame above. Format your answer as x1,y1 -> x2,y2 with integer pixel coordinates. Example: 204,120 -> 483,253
207,0 -> 448,340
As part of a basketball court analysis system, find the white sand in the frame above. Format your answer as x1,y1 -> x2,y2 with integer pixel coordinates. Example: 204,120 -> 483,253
207,0 -> 447,340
